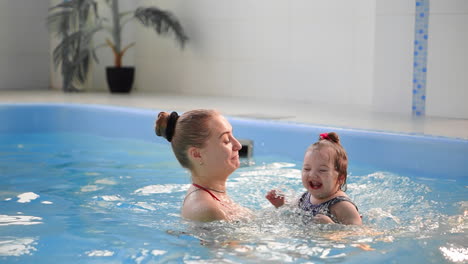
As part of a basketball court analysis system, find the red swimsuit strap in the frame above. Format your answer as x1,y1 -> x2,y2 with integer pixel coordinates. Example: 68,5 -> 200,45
192,183 -> 221,201
192,183 -> 221,202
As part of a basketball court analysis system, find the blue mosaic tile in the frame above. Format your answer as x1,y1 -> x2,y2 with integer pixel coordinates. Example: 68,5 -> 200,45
412,0 -> 430,116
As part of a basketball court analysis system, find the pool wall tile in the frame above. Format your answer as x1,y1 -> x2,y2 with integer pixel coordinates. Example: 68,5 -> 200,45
412,0 -> 429,116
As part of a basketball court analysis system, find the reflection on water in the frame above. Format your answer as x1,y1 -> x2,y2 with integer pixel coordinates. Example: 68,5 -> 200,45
85,250 -> 114,257
0,215 -> 43,226
0,237 -> 38,257
134,184 -> 190,195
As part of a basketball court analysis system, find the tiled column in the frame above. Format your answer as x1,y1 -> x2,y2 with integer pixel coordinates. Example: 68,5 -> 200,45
412,0 -> 430,116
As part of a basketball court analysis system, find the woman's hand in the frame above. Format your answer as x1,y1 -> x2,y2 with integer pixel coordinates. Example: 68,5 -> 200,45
265,189 -> 285,208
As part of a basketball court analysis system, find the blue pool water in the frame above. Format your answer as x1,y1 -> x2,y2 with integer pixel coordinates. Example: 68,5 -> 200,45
0,104 -> 467,263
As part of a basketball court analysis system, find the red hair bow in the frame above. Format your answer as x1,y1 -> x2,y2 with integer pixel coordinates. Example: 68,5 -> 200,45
320,133 -> 329,140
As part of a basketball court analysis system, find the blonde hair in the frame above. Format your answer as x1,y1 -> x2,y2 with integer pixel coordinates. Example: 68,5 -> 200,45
155,109 -> 219,169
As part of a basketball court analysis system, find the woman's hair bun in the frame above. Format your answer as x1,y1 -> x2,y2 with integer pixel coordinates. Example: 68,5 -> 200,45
155,112 -> 170,140
155,111 -> 179,142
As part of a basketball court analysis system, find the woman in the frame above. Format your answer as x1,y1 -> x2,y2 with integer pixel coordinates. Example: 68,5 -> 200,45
155,109 -> 252,222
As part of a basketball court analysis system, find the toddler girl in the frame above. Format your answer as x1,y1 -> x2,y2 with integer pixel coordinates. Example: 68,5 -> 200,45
266,132 -> 362,225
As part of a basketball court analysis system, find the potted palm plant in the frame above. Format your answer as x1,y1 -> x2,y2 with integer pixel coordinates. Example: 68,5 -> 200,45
48,0 -> 188,93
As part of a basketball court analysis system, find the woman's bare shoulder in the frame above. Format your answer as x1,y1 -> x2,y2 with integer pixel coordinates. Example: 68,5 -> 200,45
182,191 -> 226,222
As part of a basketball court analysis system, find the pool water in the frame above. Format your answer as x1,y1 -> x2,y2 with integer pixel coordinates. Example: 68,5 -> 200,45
1,132 -> 466,263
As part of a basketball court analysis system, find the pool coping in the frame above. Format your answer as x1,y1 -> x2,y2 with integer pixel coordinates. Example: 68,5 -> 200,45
1,90 -> 467,140
2,101 -> 467,142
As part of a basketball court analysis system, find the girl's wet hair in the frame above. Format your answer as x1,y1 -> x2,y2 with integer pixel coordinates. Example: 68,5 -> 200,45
155,109 -> 219,169
309,132 -> 348,191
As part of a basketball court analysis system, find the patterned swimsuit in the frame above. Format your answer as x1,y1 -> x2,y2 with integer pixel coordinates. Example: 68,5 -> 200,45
297,192 -> 359,223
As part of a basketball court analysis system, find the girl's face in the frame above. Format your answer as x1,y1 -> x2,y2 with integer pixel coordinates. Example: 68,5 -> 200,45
301,147 -> 342,201
200,114 -> 242,176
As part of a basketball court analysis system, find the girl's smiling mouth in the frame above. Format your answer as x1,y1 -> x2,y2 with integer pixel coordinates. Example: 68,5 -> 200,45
309,181 -> 322,189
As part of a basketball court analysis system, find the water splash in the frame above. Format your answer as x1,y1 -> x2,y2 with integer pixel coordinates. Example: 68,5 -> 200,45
163,167 -> 465,263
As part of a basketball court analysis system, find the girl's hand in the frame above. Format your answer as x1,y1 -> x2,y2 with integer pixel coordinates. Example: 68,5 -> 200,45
265,189 -> 285,208
313,214 -> 334,224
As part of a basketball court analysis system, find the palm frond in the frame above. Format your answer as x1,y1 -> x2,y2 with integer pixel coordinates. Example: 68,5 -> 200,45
47,10 -> 72,37
134,7 -> 188,48
75,53 -> 91,84
52,24 -> 102,67
47,0 -> 101,91
48,1 -> 74,12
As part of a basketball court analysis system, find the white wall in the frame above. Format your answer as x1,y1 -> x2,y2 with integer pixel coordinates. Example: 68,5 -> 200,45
426,0 -> 468,119
133,0 -> 376,108
0,0 -> 50,90
373,0 -> 415,114
131,0 -> 468,118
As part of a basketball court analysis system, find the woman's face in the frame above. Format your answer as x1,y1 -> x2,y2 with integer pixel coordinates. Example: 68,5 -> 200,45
301,147 -> 342,200
200,114 -> 242,176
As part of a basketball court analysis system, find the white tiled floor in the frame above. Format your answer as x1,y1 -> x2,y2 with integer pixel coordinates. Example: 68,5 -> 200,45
1,90 -> 468,139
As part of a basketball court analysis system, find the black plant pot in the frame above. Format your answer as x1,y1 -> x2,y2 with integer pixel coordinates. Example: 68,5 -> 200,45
106,66 -> 135,93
